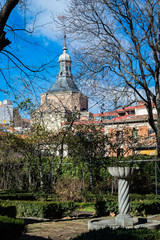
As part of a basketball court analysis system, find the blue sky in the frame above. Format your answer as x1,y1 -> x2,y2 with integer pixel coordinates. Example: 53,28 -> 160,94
0,0 -> 114,115
0,0 -> 71,109
0,0 -> 157,118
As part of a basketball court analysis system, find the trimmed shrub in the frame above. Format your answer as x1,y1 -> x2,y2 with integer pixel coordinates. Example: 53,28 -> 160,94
82,193 -> 117,202
0,215 -> 25,240
94,200 -> 118,217
95,199 -> 107,217
94,198 -> 160,217
130,193 -> 160,201
7,201 -> 77,219
72,227 -> 160,240
0,204 -> 16,218
130,200 -> 160,216
0,192 -> 47,201
105,201 -> 118,215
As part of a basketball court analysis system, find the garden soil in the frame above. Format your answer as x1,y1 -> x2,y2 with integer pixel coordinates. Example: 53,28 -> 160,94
20,213 -> 92,240
20,214 -> 160,240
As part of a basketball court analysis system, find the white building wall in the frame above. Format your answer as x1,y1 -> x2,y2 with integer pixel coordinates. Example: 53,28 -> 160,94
135,107 -> 157,116
0,100 -> 13,125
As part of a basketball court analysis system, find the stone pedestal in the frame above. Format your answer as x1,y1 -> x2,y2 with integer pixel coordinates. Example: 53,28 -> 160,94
115,213 -> 133,227
108,167 -> 138,227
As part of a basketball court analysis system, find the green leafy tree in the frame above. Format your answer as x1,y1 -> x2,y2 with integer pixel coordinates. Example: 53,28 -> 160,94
65,124 -> 109,188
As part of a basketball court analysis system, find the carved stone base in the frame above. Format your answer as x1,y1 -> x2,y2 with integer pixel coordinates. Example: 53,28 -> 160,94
115,213 -> 133,227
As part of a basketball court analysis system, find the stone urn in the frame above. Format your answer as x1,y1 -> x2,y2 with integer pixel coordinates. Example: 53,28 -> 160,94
108,167 -> 139,227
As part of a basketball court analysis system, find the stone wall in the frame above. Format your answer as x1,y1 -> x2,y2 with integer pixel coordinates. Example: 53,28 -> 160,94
41,92 -> 88,113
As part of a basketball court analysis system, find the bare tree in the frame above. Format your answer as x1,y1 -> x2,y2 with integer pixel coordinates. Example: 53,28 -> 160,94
57,0 -> 160,155
0,0 -> 57,104
0,0 -> 20,52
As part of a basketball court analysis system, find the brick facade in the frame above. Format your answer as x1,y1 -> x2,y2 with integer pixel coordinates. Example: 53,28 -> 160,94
41,92 -> 88,112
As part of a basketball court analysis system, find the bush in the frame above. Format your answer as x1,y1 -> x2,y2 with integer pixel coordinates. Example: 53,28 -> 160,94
95,199 -> 107,217
0,204 -> 16,218
105,201 -> 118,216
55,177 -> 85,201
82,193 -> 117,202
0,192 -> 47,201
94,200 -> 118,217
7,200 -> 77,219
94,198 -> 160,217
72,227 -> 160,240
130,200 -> 160,216
0,215 -> 25,240
130,194 -> 160,201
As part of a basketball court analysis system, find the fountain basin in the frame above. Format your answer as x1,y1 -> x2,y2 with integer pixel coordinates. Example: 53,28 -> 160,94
108,167 -> 139,179
88,217 -> 160,230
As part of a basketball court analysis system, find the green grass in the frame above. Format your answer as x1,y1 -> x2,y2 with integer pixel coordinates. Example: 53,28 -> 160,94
76,203 -> 95,212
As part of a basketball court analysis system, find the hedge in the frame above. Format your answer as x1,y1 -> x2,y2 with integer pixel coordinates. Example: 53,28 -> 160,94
3,201 -> 77,219
0,215 -> 25,240
82,193 -> 160,203
0,203 -> 16,218
130,200 -> 160,216
73,227 -> 160,240
0,192 -> 47,201
82,193 -> 117,202
95,199 -> 160,217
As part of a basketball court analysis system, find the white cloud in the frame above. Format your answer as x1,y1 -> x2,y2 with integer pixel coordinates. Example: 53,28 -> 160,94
26,0 -> 69,41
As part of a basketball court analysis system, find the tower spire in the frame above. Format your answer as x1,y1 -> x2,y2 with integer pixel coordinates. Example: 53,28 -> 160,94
63,34 -> 67,52
48,35 -> 80,93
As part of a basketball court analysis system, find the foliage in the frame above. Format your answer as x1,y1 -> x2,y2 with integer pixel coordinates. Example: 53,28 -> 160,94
0,203 -> 16,218
130,194 -> 160,201
60,0 -> 160,155
0,122 -> 158,195
0,125 -> 65,191
54,176 -> 87,201
72,227 -> 160,240
65,124 -> 109,188
130,200 -> 160,216
0,215 -> 25,240
66,124 -> 108,162
93,198 -> 160,217
6,200 -> 77,219
0,192 -> 48,201
95,198 -> 107,217
81,193 -> 117,202
105,201 -> 118,216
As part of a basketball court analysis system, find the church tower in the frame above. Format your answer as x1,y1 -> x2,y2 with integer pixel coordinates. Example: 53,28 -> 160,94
38,37 -> 89,131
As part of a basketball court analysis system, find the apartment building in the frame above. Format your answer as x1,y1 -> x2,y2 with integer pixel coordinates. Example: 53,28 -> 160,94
0,100 -> 30,132
93,102 -> 157,156
0,100 -> 13,125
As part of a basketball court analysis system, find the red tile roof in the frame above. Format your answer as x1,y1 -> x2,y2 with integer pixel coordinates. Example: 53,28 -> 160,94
22,118 -> 31,123
93,103 -> 146,117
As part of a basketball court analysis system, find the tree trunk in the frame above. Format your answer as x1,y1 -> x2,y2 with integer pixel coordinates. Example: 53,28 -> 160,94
0,0 -> 20,51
